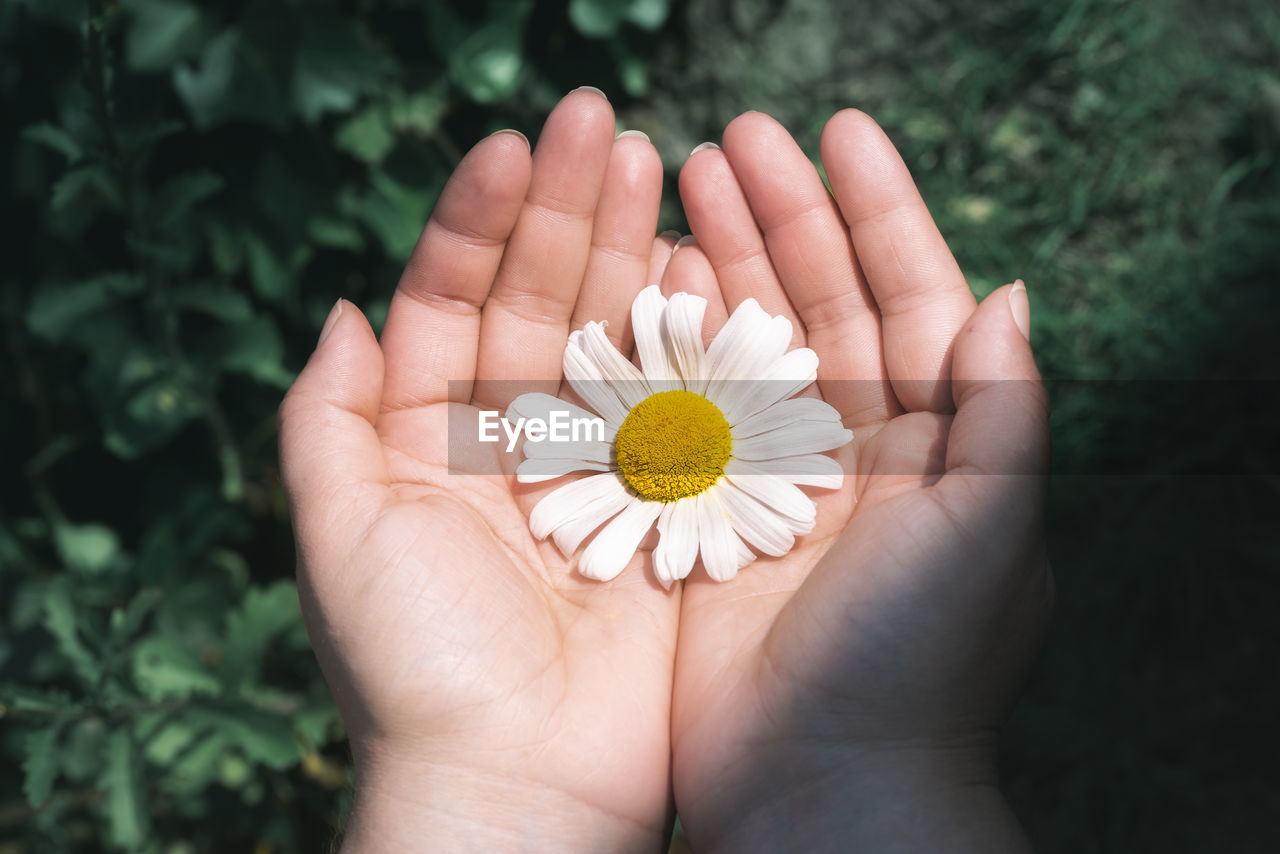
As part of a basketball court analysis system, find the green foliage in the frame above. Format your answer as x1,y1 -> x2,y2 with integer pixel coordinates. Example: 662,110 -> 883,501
2,0 -> 669,850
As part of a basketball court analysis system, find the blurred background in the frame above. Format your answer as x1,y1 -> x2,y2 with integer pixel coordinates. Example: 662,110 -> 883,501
2,0 -> 1278,851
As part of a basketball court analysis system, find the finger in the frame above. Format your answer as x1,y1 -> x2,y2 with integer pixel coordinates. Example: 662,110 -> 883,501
279,301 -> 390,568
821,109 -> 977,413
660,239 -> 730,346
570,130 -> 665,353
944,281 -> 1049,480
474,88 -> 617,408
719,112 -> 899,426
678,142 -> 801,344
379,130 -> 532,411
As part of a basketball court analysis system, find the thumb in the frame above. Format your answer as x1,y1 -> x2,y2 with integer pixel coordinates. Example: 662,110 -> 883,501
944,281 -> 1050,479
279,299 -> 389,564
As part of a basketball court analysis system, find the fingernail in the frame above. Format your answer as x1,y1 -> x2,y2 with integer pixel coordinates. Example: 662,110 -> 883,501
489,128 -> 529,147
689,141 -> 720,157
672,235 -> 699,254
318,299 -> 344,347
616,129 -> 650,142
574,85 -> 608,99
659,229 -> 682,241
1008,280 -> 1030,340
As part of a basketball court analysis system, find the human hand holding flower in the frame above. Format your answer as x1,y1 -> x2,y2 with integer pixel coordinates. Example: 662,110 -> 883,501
665,111 -> 1053,852
281,89 -> 1052,853
278,89 -> 681,852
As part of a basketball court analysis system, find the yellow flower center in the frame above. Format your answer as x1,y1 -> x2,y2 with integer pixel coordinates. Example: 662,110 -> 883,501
615,390 -> 732,502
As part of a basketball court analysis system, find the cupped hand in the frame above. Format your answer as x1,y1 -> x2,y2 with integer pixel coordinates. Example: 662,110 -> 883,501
279,90 -> 678,852
668,112 -> 1054,852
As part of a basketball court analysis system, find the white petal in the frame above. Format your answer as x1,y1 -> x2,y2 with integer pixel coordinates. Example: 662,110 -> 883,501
563,332 -> 631,425
724,459 -> 817,526
746,454 -> 846,489
717,480 -> 796,557
730,397 -> 843,440
553,497 -> 636,555
528,471 -> 629,550
516,458 -> 614,483
654,499 -> 698,587
736,537 -> 756,569
719,348 -> 819,425
731,420 -> 853,460
507,392 -> 617,442
631,286 -> 679,390
663,292 -> 708,393
705,300 -> 792,413
696,489 -> 744,582
578,498 -> 663,581
580,321 -> 650,407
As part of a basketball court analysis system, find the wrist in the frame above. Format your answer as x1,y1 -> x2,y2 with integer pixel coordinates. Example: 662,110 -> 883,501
342,746 -> 668,854
678,736 -> 1031,854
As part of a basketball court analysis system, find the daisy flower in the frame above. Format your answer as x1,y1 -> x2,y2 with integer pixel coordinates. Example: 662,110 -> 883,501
507,286 -> 852,587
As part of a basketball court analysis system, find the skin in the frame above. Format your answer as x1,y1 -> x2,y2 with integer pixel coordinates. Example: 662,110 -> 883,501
279,91 -> 1052,852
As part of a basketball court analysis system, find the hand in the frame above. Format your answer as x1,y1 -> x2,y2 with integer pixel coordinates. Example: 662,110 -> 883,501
279,89 -> 679,852
667,112 -> 1053,852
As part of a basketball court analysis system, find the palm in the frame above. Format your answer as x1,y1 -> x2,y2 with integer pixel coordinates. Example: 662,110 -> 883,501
317,398 -> 677,824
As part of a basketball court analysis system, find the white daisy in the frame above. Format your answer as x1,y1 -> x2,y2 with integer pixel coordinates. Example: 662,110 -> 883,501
507,286 -> 852,587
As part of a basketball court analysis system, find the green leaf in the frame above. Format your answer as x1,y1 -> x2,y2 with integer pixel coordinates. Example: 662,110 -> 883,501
100,729 -> 151,849
335,105 -> 395,164
568,0 -> 668,37
123,377 -> 201,426
173,30 -> 288,130
168,728 -> 230,791
388,87 -> 447,137
294,700 -> 341,746
206,221 -> 246,275
102,370 -> 204,460
132,636 -> 221,700
26,272 -> 142,341
170,281 -> 254,321
569,0 -> 627,37
613,41 -> 650,97
625,0 -> 670,30
43,584 -> 101,685
188,706 -> 300,770
62,718 -> 109,783
143,716 -> 203,766
216,314 -> 294,389
306,216 -> 366,251
222,581 -> 302,684
218,751 -> 252,788
0,683 -> 74,716
125,0 -> 205,72
50,163 -> 122,212
338,170 -> 439,260
151,171 -> 225,226
54,521 -> 121,574
431,1 -> 533,103
245,235 -> 311,304
22,123 -> 83,161
291,15 -> 393,124
23,723 -> 64,808
111,588 -> 165,642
